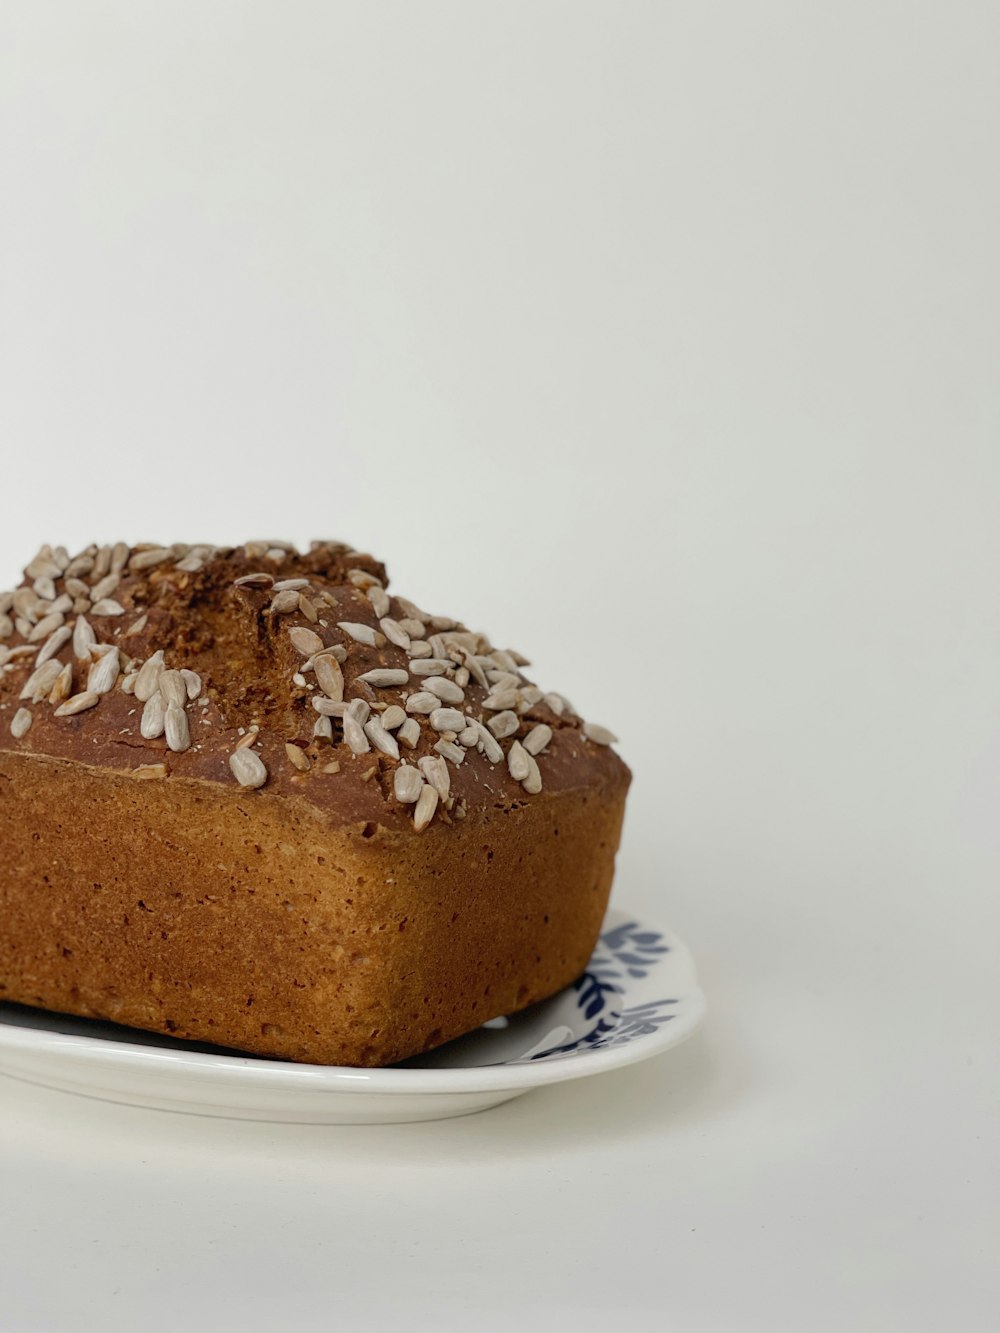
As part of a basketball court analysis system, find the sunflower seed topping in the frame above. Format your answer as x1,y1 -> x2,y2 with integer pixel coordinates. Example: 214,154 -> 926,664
379,617 -> 411,650
409,658 -> 453,677
419,755 -> 451,800
338,621 -> 383,648
314,653 -> 345,701
91,599 -> 125,617
368,586 -> 390,617
357,669 -> 409,688
405,691 -> 440,715
487,710 -> 519,739
521,751 -> 543,794
311,696 -> 347,716
90,573 -> 120,602
312,714 -> 334,740
458,725 -> 480,747
268,590 -> 300,615
285,742 -> 311,771
164,701 -> 191,752
583,722 -> 618,745
122,613 -> 148,637
407,641 -> 433,659
158,669 -> 187,707
413,783 -> 439,832
20,659 -> 63,702
87,647 -> 121,695
129,763 -> 168,780
229,747 -> 268,788
234,572 -> 274,589
272,578 -> 311,592
130,547 -> 171,571
364,718 -> 400,759
134,651 -> 165,702
429,707 -> 465,733
289,626 -> 324,656
54,690 -> 100,718
235,726 -> 260,749
49,663 -> 73,705
397,718 -> 421,748
394,764 -> 423,803
523,723 -> 552,755
36,625 -> 72,666
28,611 -> 65,643
140,692 -> 166,738
483,688 -> 518,711
343,713 -> 371,754
507,739 -> 531,783
433,739 -> 464,765
33,576 -> 57,601
380,704 -> 407,731
10,707 -> 32,739
180,669 -> 202,700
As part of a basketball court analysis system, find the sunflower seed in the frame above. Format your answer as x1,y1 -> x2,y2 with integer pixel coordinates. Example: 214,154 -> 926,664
518,685 -> 543,706
130,547 -> 171,571
266,548 -> 287,562
357,668 -> 409,688
458,725 -> 480,747
407,641 -> 433,659
380,705 -> 407,731
55,690 -> 100,717
35,625 -> 72,666
322,760 -> 341,774
314,653 -> 345,700
285,742 -> 311,771
491,650 -> 520,673
25,554 -> 62,581
87,647 -> 121,695
140,692 -> 166,738
33,576 -> 57,601
289,626 -> 324,656
6,645 -> 36,661
413,784 -> 439,832
429,707 -> 465,733
379,617 -> 411,650
487,710 -> 519,739
236,726 -> 260,749
408,658 -> 452,677
64,556 -> 94,579
91,599 -> 125,617
158,669 -> 186,707
14,588 -> 41,622
28,611 -> 65,643
368,586 -> 390,617
15,617 -> 32,638
0,614 -> 12,640
398,617 -> 426,640
110,542 -> 130,573
346,569 -> 379,590
121,613 -> 149,638
418,755 -> 451,799
50,662 -> 73,705
454,667 -> 470,688
272,578 -> 311,592
121,671 -> 138,694
545,692 -> 570,716
507,739 -> 531,782
234,572 -> 274,589
176,555 -> 204,573
165,701 -> 190,752
10,707 -> 32,739
180,669 -> 202,700
524,723 -> 552,755
583,721 -> 618,745
346,698 -> 370,723
90,573 -> 120,602
393,764 -> 423,803
129,763 -> 168,780
483,688 -> 518,711
299,594 -> 319,623
20,659 -> 63,702
134,650 -> 165,701
475,724 -> 504,765
311,696 -> 347,717
343,714 -> 371,754
404,692 -> 439,715
337,621 -> 383,648
364,718 -> 400,759
486,669 -> 520,689
397,718 -> 421,749
229,747 -> 268,788
432,740 -> 464,766
312,714 -> 334,741
268,590 -> 300,615
521,751 -> 543,794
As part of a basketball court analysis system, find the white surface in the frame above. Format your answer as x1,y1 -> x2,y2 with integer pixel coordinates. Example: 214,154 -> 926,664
0,911 -> 704,1123
0,2 -> 998,1329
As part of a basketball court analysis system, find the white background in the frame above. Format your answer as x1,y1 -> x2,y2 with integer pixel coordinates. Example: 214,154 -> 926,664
1,3 -> 998,1329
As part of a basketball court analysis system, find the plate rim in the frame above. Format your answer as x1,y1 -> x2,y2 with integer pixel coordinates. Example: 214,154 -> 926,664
0,907 -> 705,1096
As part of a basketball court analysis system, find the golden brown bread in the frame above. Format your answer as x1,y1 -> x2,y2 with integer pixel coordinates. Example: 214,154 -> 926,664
0,541 -> 630,1065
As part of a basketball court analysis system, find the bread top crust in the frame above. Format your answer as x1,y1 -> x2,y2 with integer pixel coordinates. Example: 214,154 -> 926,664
0,541 -> 629,832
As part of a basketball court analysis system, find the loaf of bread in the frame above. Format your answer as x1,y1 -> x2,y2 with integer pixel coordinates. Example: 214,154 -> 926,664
0,541 -> 630,1066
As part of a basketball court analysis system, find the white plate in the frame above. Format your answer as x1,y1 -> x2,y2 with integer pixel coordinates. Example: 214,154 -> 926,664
0,907 -> 704,1124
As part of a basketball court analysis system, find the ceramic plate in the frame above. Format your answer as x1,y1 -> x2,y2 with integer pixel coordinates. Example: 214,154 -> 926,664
0,907 -> 704,1124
